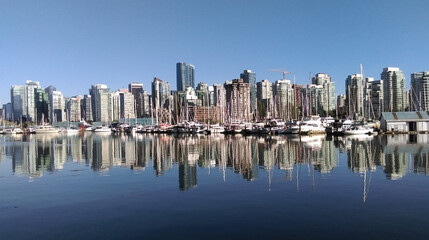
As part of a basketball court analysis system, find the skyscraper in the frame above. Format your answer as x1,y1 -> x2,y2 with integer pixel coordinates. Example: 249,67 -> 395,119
225,79 -> 251,122
90,84 -> 111,122
312,73 -> 335,116
411,71 -> 429,111
25,80 -> 41,122
346,74 -> 364,118
240,70 -> 256,113
176,62 -> 195,91
11,85 -> 26,122
128,82 -> 144,117
273,79 -> 294,120
152,78 -> 171,123
381,67 -> 407,112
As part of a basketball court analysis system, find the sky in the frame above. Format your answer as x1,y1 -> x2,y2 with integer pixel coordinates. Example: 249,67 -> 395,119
1,0 -> 429,105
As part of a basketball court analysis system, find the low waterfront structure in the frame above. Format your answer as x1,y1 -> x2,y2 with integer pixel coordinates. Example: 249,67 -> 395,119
380,111 -> 429,133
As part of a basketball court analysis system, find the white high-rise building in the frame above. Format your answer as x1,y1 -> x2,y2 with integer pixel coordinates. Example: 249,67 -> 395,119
256,79 -> 272,119
25,80 -> 41,122
381,67 -> 407,112
90,84 -> 112,123
273,79 -> 294,120
312,73 -> 336,116
346,74 -> 364,118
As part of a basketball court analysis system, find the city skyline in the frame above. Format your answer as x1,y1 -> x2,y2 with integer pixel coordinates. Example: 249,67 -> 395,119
2,0 -> 429,105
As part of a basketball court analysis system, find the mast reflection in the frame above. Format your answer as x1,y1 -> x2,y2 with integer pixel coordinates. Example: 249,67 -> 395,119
2,133 -> 429,185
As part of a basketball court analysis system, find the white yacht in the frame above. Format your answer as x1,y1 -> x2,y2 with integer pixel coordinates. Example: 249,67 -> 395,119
210,124 -> 225,134
342,125 -> 374,135
286,116 -> 326,135
35,125 -> 60,134
93,126 -> 112,133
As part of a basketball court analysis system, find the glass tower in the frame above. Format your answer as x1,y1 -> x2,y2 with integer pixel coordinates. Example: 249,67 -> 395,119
176,62 -> 195,91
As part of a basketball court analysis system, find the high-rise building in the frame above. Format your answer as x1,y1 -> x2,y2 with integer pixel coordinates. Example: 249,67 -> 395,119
128,82 -> 143,117
240,70 -> 256,113
90,84 -> 111,122
152,78 -> 171,123
364,78 -> 383,119
346,74 -> 364,118
257,80 -> 272,119
35,88 -> 50,124
213,84 -> 226,123
225,79 -> 251,122
176,62 -> 195,91
337,94 -> 347,117
66,96 -> 82,122
411,71 -> 429,111
381,67 -> 407,112
312,73 -> 335,116
136,90 -> 151,118
83,95 -> 93,121
11,85 -> 26,122
25,80 -> 41,122
273,79 -> 294,120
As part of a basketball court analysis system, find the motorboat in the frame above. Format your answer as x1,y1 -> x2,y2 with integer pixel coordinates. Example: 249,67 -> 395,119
342,125 -> 374,135
65,127 -> 79,134
286,116 -> 325,135
93,126 -> 112,133
35,125 -> 60,134
210,124 -> 225,134
3,127 -> 24,134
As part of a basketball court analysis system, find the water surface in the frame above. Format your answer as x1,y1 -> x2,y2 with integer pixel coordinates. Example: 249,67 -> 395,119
1,133 -> 428,239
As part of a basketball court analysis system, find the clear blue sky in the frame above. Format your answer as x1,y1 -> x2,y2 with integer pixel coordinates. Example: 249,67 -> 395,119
2,0 -> 429,105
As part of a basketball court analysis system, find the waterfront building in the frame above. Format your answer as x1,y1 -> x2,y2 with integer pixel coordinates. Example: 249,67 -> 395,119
128,82 -> 144,117
380,111 -> 429,133
196,82 -> 209,107
346,74 -> 364,119
381,67 -> 407,112
137,90 -> 151,118
312,73 -> 335,116
49,89 -> 66,122
213,84 -> 226,123
11,85 -> 26,122
256,79 -> 272,119
337,94 -> 346,117
25,80 -> 41,122
292,84 -> 304,119
34,88 -> 50,124
90,84 -> 112,123
10,80 -> 42,123
112,89 -> 136,122
240,70 -> 256,113
2,103 -> 12,121
83,95 -> 93,122
66,96 -> 82,122
366,79 -> 383,119
301,84 -> 324,117
411,71 -> 429,111
273,79 -> 294,120
152,78 -> 171,123
176,62 -> 195,91
225,79 -> 251,122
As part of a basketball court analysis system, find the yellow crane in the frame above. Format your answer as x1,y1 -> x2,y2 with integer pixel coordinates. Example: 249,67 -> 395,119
267,69 -> 291,80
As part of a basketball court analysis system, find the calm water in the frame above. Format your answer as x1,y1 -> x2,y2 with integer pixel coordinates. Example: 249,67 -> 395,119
1,133 -> 429,239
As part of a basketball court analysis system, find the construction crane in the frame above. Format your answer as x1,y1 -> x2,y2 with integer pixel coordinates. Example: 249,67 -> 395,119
267,69 -> 291,80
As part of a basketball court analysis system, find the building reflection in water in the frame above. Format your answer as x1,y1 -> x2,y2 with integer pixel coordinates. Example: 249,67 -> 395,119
3,133 -> 429,186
